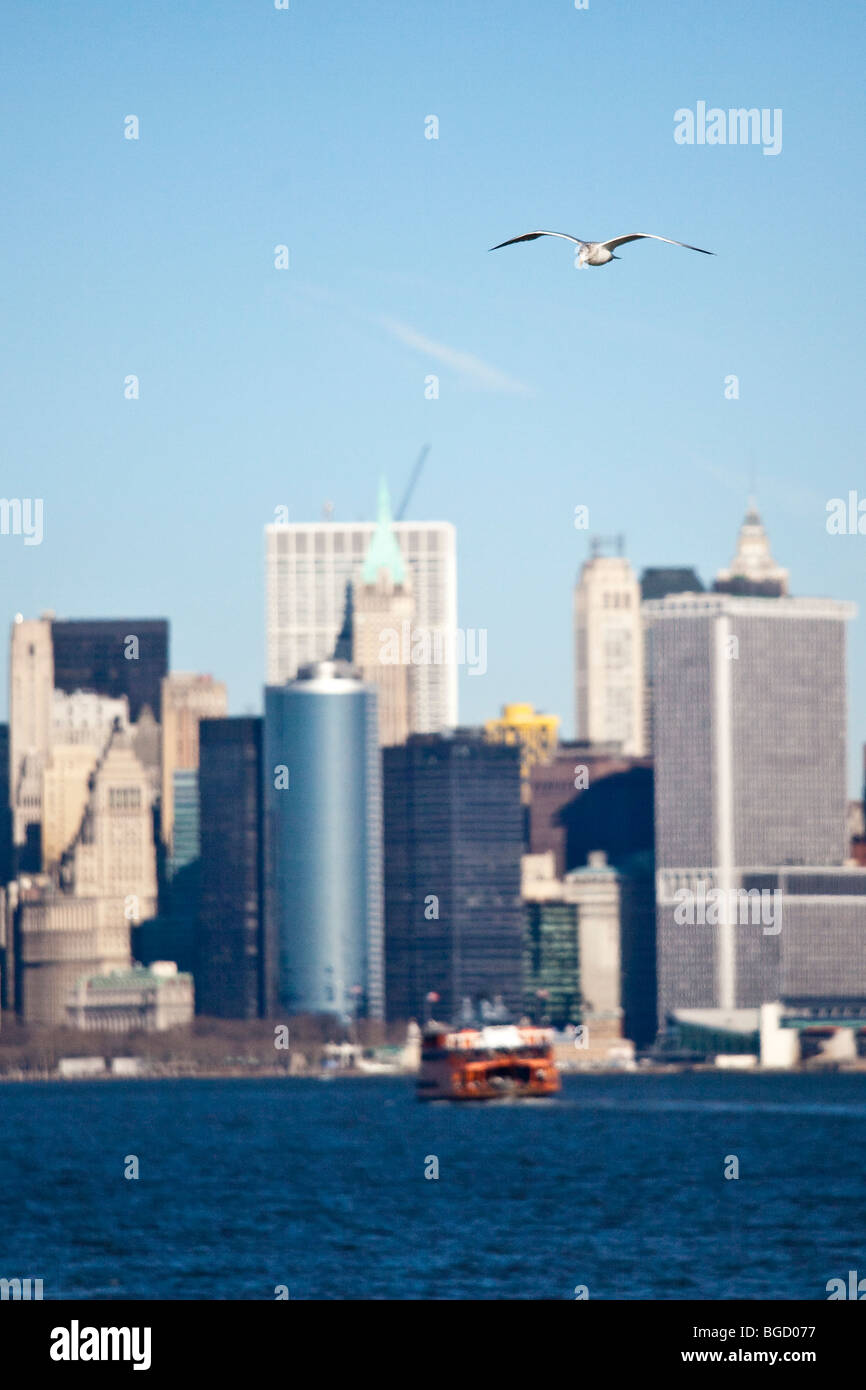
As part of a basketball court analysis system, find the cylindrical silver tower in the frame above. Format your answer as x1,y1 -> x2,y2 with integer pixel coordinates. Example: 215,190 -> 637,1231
263,660 -> 383,1020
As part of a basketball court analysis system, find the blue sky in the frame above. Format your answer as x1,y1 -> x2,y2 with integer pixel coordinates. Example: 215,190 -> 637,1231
1,0 -> 864,788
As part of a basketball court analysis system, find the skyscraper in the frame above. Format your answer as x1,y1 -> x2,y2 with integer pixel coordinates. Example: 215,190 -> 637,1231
640,566 -> 705,752
484,703 -> 560,800
648,587 -> 856,1020
383,733 -> 524,1024
160,673 -> 227,854
42,690 -> 130,869
42,746 -> 109,869
352,480 -> 415,747
522,853 -> 581,1028
9,614 -> 168,865
51,618 -> 169,721
50,688 -> 129,747
62,727 -> 158,910
169,770 -> 200,878
196,717 -> 265,1018
574,539 -> 645,754
265,513 -> 457,733
9,614 -> 54,861
0,726 -> 12,891
264,661 -> 383,1021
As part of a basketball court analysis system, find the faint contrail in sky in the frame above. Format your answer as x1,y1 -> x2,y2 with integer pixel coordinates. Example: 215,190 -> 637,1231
380,316 -> 533,397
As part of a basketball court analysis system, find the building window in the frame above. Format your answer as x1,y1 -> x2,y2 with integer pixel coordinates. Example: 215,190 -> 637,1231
108,787 -> 141,810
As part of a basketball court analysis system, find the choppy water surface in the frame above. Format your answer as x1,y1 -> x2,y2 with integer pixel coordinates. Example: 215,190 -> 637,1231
2,1072 -> 864,1299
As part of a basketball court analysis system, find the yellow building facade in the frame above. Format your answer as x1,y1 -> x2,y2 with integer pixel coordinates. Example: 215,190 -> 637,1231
484,703 -> 560,796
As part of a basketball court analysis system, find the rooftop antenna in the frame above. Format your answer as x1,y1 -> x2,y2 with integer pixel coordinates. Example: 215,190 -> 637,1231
396,445 -> 431,521
323,500 -> 334,520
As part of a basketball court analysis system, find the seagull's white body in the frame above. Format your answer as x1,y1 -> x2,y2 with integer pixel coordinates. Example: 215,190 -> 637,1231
582,243 -> 618,266
489,228 -> 715,266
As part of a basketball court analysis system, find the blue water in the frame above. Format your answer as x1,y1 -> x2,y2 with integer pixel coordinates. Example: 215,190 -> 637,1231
2,1073 -> 865,1299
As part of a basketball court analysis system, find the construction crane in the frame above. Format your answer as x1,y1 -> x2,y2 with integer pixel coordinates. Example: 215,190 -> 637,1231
395,445 -> 431,521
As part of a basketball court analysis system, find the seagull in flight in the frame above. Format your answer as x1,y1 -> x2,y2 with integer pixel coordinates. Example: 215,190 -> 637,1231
489,229 -> 715,267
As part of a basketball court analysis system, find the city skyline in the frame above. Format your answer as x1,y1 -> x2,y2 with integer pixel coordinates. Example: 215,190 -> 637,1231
4,0 -> 866,1324
1,0 -> 864,795
8,497 -> 863,792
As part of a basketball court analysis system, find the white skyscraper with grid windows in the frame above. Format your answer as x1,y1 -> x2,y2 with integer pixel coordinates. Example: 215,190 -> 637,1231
265,514 -> 457,733
647,587 -> 864,1023
573,540 -> 645,755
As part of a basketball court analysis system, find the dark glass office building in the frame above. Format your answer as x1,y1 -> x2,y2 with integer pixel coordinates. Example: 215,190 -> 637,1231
51,618 -> 169,721
264,662 -> 383,1021
384,733 -> 524,1025
523,898 -> 580,1027
195,717 -> 266,1018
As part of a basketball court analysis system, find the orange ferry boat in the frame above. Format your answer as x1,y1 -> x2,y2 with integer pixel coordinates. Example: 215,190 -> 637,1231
417,1023 -> 560,1101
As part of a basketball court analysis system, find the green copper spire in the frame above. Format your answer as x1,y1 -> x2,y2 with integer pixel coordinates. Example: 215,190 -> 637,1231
362,476 -> 406,585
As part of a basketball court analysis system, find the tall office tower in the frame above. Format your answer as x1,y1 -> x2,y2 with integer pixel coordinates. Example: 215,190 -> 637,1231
51,618 -> 169,721
567,852 -> 627,1032
352,480 -> 415,747
42,691 -> 131,869
196,718 -> 265,1018
383,733 -> 524,1025
640,567 -> 705,752
574,538 -> 645,755
9,615 -> 54,863
264,661 -> 383,1021
0,727 -> 13,890
130,705 -> 161,801
484,703 -> 560,801
159,766 -> 202,974
647,590 -> 855,1021
265,510 -> 457,733
43,747 -> 106,869
522,853 -> 581,1027
714,503 -> 789,597
160,674 -> 227,853
62,728 -> 158,914
169,770 -> 199,877
564,853 -> 655,1054
50,689 -> 129,747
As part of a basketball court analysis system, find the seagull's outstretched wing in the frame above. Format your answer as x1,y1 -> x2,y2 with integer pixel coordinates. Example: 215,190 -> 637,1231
489,230 -> 584,251
599,233 -> 715,255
